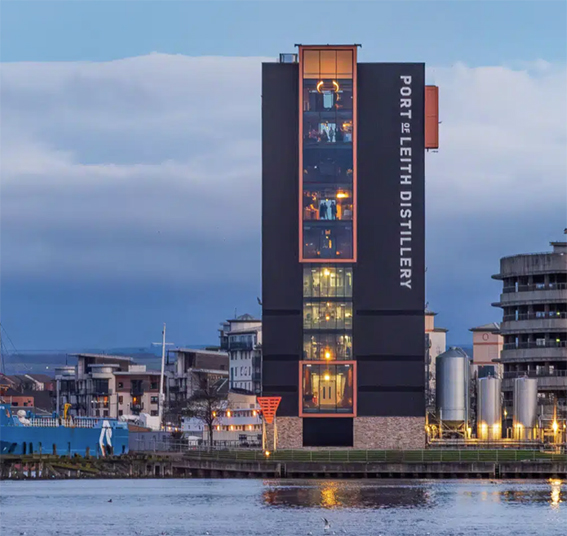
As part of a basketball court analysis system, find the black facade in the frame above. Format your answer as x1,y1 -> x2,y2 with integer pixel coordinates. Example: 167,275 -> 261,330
262,49 -> 425,445
262,63 -> 302,417
355,63 -> 425,417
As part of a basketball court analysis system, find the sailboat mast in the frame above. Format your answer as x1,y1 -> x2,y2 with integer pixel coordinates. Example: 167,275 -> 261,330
158,323 -> 166,429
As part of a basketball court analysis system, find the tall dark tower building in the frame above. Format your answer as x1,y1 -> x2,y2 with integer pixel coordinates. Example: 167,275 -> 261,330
262,45 -> 438,448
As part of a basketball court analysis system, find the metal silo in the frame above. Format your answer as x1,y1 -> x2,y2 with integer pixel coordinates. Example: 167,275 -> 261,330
513,377 -> 538,440
477,376 -> 502,440
436,347 -> 470,430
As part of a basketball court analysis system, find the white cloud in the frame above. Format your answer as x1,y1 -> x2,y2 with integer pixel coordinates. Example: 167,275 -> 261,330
1,54 -> 565,298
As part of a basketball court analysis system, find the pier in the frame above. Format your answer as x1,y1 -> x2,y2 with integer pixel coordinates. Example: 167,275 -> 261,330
1,449 -> 566,480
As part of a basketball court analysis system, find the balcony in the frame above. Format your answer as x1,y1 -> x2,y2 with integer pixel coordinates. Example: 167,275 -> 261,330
503,283 -> 567,294
496,286 -> 567,307
228,341 -> 255,351
501,341 -> 567,363
503,341 -> 567,351
500,314 -> 567,334
503,312 -> 567,321
92,388 -> 112,396
503,370 -> 567,379
91,401 -> 110,409
502,370 -> 567,391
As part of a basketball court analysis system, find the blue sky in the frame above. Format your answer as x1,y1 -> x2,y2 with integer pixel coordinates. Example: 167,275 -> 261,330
1,1 -> 566,351
2,1 -> 565,64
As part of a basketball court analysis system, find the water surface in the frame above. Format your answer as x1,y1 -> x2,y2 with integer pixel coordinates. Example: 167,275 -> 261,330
1,479 -> 564,535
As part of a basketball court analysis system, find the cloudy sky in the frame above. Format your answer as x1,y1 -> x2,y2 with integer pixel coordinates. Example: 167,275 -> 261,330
1,1 -> 566,350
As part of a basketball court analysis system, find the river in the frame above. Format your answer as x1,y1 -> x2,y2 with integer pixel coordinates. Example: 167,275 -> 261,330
0,479 -> 565,535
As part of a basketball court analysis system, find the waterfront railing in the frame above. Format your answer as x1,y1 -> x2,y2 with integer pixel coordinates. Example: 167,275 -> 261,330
134,440 -> 567,462
26,418 -> 100,428
178,448 -> 567,463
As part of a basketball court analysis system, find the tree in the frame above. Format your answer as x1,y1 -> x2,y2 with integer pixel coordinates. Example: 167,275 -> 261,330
182,378 -> 228,450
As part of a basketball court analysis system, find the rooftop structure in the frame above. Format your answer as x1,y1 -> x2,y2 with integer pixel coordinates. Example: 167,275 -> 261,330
469,323 -> 504,378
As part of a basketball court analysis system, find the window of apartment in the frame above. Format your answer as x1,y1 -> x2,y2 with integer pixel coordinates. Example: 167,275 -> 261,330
103,410 -> 109,418
118,396 -> 123,404
150,381 -> 158,390
301,362 -> 355,414
118,410 -> 123,416
150,410 -> 158,417
151,396 -> 158,404
303,301 -> 353,330
92,379 -> 109,395
118,382 -> 123,389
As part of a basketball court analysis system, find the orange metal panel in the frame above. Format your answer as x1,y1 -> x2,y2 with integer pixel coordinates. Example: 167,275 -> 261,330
298,360 -> 357,418
257,396 -> 282,424
425,85 -> 439,149
298,45 -> 357,263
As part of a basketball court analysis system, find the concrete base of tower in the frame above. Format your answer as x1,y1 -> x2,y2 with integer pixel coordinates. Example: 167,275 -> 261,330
353,416 -> 426,449
266,417 -> 303,450
267,416 -> 426,450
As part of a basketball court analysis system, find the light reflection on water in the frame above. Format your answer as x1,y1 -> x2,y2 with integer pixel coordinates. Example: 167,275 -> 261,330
263,480 -> 432,509
0,479 -> 565,536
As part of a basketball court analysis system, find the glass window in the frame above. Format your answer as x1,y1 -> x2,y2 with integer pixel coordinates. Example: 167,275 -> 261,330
303,301 -> 353,330
303,50 -> 320,78
336,50 -> 353,77
320,50 -> 337,78
303,148 -> 353,184
303,49 -> 353,79
303,80 -> 353,112
303,224 -> 353,260
303,116 -> 353,145
303,266 -> 353,297
303,187 -> 353,221
303,333 -> 353,360
301,363 -> 354,413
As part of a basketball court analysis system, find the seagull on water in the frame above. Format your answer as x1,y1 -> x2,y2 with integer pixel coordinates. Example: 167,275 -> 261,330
322,518 -> 331,531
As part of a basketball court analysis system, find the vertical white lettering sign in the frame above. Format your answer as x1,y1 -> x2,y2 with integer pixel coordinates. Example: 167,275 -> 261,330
399,75 -> 413,290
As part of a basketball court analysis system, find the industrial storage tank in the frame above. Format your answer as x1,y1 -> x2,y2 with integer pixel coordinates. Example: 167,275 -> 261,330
513,377 -> 538,440
436,347 -> 470,429
477,376 -> 502,440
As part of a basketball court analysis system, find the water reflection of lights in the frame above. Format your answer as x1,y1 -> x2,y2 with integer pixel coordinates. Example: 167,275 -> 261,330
320,482 -> 340,508
550,479 -> 562,508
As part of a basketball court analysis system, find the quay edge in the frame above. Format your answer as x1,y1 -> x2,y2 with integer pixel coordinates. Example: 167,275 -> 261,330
1,453 -> 566,480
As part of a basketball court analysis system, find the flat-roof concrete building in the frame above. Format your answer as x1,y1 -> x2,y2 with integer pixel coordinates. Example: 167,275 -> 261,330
492,239 -> 567,429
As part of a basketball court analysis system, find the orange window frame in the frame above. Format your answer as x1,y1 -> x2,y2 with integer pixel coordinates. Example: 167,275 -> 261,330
298,360 -> 357,418
298,45 -> 358,263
